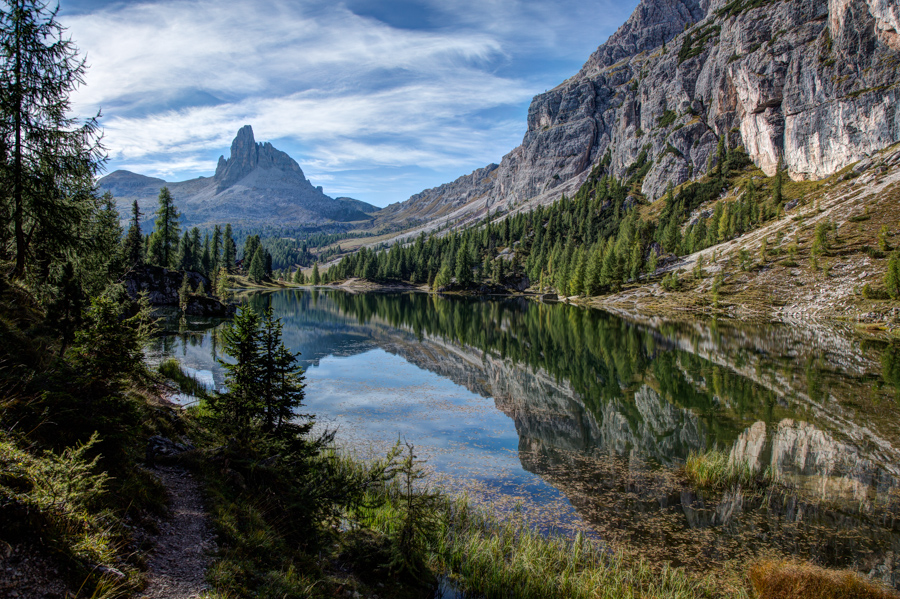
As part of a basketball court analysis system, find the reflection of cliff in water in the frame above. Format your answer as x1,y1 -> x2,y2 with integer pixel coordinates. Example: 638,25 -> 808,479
303,290 -> 900,585
157,289 -> 900,585
517,437 -> 900,588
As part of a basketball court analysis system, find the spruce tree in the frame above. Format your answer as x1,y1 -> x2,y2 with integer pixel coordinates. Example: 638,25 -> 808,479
211,225 -> 222,272
455,243 -> 473,287
311,262 -> 320,285
259,308 -> 307,433
178,273 -> 192,312
177,231 -> 193,271
222,224 -> 236,272
773,157 -> 784,205
886,252 -> 900,300
1,0 -> 105,280
189,227 -> 202,270
212,308 -> 263,434
249,246 -> 266,282
215,266 -> 231,301
123,200 -> 143,268
150,187 -> 180,267
201,234 -> 212,275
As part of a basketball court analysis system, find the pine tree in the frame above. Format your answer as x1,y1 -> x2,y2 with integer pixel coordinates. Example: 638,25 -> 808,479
773,157 -> 784,205
629,240 -> 643,281
176,231 -> 194,271
201,234 -> 211,275
886,252 -> 900,300
149,187 -> 180,267
211,225 -> 222,273
455,242 -> 473,287
189,228 -> 202,271
433,258 -> 452,290
123,200 -> 143,267
1,0 -> 104,280
647,248 -> 659,275
215,266 -> 231,301
249,246 -> 266,282
222,224 -> 236,272
258,308 -> 307,433
211,308 -> 263,434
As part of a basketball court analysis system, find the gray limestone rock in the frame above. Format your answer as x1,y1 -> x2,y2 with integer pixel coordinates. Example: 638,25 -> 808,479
100,126 -> 381,228
382,0 -> 900,231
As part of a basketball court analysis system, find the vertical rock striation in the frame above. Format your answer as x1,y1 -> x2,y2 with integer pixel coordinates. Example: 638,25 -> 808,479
382,0 -> 900,231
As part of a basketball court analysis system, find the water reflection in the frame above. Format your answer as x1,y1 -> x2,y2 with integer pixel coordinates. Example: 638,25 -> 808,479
149,289 -> 900,587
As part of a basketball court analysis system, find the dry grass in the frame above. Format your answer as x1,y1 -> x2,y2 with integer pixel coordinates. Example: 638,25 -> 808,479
749,560 -> 900,599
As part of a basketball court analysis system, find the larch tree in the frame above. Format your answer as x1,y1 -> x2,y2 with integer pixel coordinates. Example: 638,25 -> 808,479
123,199 -> 143,267
222,224 -> 236,272
149,187 -> 180,267
0,0 -> 105,280
248,246 -> 266,282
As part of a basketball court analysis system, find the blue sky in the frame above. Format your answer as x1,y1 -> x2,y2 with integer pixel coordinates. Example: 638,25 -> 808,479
62,0 -> 639,207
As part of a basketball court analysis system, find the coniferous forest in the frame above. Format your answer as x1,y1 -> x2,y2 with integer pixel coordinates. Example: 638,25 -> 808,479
3,1 -> 900,599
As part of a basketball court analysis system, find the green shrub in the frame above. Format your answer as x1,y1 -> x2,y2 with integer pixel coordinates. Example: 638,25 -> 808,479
886,252 -> 900,299
862,283 -> 890,300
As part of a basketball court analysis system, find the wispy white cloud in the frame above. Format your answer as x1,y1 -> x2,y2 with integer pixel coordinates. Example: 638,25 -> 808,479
65,0 -> 637,205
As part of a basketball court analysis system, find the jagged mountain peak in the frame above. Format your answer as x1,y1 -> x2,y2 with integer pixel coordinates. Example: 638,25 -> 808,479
577,0 -> 705,77
214,125 -> 304,192
100,126 -> 380,227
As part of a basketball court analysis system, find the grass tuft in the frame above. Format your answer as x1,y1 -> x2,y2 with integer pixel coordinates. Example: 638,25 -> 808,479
682,449 -> 765,491
159,358 -> 212,399
749,559 -> 900,599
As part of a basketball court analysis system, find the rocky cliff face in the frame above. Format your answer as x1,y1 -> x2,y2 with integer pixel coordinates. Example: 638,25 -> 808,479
381,0 -> 900,232
100,126 -> 380,228
213,125 -> 305,192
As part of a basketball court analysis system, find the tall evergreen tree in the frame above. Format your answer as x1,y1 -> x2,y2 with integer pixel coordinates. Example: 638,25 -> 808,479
258,308 -> 308,432
249,246 -> 266,282
311,262 -> 320,285
177,231 -> 193,271
773,157 -> 785,205
123,200 -> 143,268
211,308 -> 263,434
222,223 -> 236,272
0,0 -> 104,280
211,224 -> 222,272
201,234 -> 211,275
149,187 -> 180,267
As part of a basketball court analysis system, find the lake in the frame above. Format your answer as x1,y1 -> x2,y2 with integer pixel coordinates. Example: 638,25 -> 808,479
149,288 -> 900,587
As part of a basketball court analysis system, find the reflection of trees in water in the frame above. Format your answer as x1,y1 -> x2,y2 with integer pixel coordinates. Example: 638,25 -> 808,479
155,289 -> 900,586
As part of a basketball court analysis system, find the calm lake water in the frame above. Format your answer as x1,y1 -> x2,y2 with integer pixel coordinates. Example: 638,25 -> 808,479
150,288 -> 900,587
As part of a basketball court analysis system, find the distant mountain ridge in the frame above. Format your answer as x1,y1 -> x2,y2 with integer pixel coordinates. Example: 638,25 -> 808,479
99,125 -> 379,227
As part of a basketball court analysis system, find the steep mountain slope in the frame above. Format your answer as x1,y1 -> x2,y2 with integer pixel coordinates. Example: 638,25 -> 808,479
377,0 -> 900,234
100,126 -> 380,227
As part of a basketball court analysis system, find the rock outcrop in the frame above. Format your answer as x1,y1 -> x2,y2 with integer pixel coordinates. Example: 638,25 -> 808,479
99,126 -> 381,228
124,265 -> 235,317
380,0 -> 900,233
